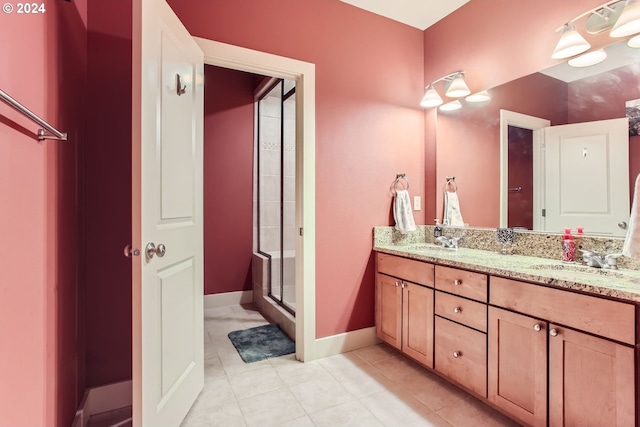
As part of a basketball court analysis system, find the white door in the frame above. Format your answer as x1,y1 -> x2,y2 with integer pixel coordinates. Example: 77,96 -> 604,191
543,118 -> 629,236
133,1 -> 204,426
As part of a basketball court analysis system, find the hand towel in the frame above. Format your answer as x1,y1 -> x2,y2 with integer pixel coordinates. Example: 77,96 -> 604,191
623,174 -> 640,258
444,191 -> 464,227
393,189 -> 416,234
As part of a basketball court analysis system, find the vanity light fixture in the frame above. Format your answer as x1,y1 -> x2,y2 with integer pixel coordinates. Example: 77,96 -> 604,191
445,73 -> 471,97
552,24 -> 591,59
420,71 -> 472,108
552,1 -> 640,61
439,100 -> 462,111
611,0 -> 640,37
420,84 -> 444,107
628,33 -> 640,46
465,90 -> 491,103
568,48 -> 608,67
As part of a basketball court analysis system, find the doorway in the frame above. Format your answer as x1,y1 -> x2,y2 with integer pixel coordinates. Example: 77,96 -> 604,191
194,37 -> 317,361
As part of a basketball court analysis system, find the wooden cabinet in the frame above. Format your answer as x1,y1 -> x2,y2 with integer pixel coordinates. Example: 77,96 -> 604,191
548,324 -> 635,427
488,306 -> 548,427
375,250 -> 638,427
375,273 -> 402,349
435,316 -> 487,397
490,277 -> 636,427
375,253 -> 434,368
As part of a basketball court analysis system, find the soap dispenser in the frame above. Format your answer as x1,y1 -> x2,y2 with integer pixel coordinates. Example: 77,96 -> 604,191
561,228 -> 575,263
434,219 -> 443,241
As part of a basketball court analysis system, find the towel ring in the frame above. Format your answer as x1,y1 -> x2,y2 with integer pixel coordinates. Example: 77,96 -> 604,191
390,173 -> 410,195
443,176 -> 457,193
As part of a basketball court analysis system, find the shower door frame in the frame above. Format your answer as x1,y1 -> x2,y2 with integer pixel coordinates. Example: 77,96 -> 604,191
256,78 -> 297,316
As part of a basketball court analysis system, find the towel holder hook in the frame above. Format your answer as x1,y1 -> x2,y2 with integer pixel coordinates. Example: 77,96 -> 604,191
391,173 -> 410,195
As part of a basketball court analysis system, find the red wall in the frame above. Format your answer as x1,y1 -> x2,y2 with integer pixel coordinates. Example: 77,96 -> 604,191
203,65 -> 256,294
168,0 -> 426,338
0,0 -> 87,425
84,0 -> 133,386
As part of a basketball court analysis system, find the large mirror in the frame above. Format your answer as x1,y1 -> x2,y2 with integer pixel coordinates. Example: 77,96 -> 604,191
435,38 -> 640,236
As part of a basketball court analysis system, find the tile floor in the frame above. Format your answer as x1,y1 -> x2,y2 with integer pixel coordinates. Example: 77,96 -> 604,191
181,304 -> 522,427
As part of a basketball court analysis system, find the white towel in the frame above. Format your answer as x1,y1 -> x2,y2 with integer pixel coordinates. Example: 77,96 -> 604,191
623,174 -> 640,258
444,191 -> 464,227
393,190 -> 416,234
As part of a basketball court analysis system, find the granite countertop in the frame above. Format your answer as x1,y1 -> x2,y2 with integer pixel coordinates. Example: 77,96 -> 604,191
374,243 -> 640,303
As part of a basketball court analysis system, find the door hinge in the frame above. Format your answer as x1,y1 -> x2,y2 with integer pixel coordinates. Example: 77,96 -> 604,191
542,209 -> 546,217
299,227 -> 304,236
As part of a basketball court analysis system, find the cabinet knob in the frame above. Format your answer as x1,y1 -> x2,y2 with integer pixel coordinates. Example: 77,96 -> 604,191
453,279 -> 462,286
533,323 -> 542,332
453,351 -> 461,358
549,328 -> 558,337
401,282 -> 406,289
395,281 -> 400,287
453,307 -> 461,314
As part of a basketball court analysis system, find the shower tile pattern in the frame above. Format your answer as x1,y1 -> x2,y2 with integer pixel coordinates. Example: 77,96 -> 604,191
180,304 -> 521,427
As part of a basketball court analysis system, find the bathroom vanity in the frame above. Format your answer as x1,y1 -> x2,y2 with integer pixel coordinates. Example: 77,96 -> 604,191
373,226 -> 640,427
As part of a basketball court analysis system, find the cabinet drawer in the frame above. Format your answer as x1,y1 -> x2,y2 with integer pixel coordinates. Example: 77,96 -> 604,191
435,316 -> 487,398
435,291 -> 487,332
377,253 -> 434,287
435,265 -> 488,302
490,276 -> 636,345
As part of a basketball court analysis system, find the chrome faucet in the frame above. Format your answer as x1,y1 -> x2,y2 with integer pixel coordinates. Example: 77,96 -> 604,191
436,236 -> 460,249
579,250 -> 622,270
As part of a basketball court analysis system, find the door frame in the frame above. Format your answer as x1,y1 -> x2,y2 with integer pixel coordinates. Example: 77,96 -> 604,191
194,38 -> 317,362
499,110 -> 550,229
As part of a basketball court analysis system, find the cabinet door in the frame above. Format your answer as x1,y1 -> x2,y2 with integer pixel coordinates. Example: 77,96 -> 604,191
548,325 -> 635,427
402,282 -> 434,368
488,307 -> 547,427
435,316 -> 487,397
375,273 -> 402,349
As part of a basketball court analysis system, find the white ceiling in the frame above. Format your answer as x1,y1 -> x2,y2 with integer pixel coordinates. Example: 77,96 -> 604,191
340,0 -> 470,31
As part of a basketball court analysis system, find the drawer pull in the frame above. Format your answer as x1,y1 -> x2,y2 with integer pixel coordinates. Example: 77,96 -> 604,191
453,279 -> 462,286
453,351 -> 462,358
453,306 -> 462,314
550,328 -> 559,337
533,323 -> 542,332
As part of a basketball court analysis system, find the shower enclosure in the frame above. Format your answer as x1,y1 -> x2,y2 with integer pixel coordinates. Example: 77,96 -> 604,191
256,78 -> 296,314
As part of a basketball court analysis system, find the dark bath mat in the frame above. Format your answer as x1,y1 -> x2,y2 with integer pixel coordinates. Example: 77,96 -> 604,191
228,324 -> 295,363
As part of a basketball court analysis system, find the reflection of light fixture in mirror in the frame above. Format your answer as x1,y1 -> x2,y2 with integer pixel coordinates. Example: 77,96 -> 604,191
552,24 -> 591,59
629,34 -> 640,46
420,84 -> 444,107
611,0 -> 640,37
568,48 -> 608,67
445,73 -> 471,97
439,100 -> 462,111
465,90 -> 491,103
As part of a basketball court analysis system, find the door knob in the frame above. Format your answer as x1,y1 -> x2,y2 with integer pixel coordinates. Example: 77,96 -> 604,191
618,221 -> 628,230
145,242 -> 166,260
124,244 -> 140,258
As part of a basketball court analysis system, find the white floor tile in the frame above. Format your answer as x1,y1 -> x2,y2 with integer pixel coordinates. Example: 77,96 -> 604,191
309,400 -> 384,427
237,388 -> 306,427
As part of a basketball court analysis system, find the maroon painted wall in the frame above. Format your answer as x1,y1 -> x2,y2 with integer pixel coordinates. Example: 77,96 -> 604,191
0,0 -> 87,425
168,0 -> 426,338
203,65 -> 255,295
507,126 -> 534,229
84,0 -> 133,387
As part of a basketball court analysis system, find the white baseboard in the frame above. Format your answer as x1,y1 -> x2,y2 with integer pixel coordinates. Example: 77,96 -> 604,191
71,380 -> 132,427
204,290 -> 253,309
313,326 -> 380,359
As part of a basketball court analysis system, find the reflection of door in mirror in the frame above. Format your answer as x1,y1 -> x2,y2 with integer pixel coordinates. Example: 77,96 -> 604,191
499,110 -> 550,229
507,126 -> 533,229
543,118 -> 629,237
